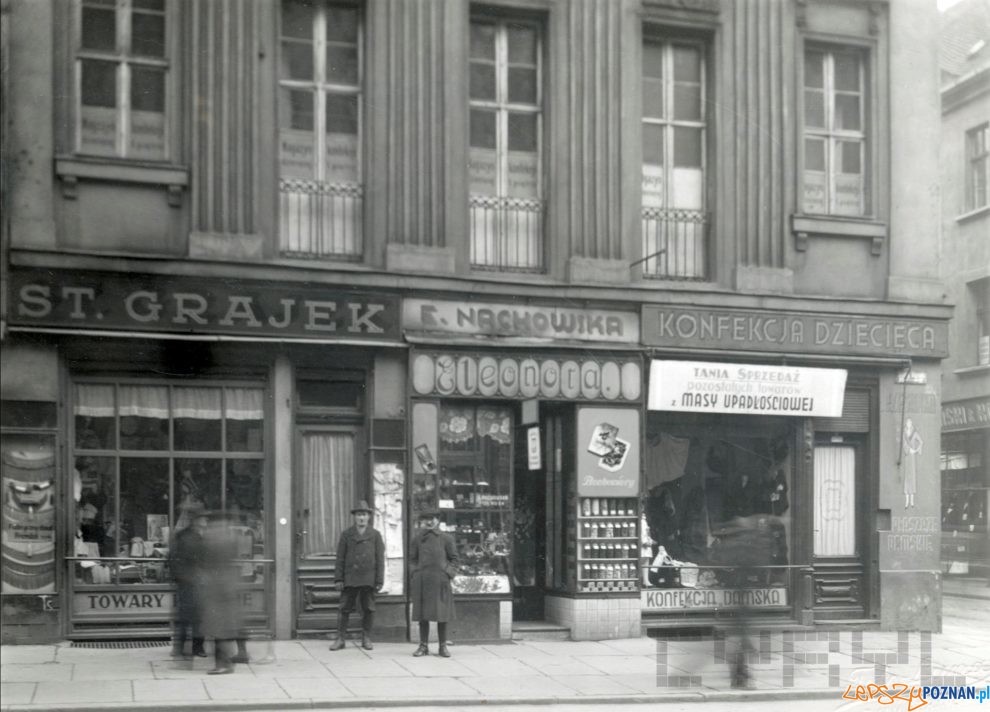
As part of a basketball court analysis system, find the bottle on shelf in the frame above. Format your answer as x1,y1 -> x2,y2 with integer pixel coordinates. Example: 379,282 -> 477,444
591,498 -> 600,516
582,499 -> 591,516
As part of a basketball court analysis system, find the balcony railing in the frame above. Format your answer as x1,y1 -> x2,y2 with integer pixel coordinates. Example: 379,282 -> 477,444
469,195 -> 544,272
641,207 -> 708,280
279,178 -> 363,260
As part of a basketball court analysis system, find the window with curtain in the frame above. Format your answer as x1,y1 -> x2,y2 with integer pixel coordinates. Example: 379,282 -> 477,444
77,0 -> 170,159
72,381 -> 266,585
802,46 -> 869,217
469,18 -> 544,272
278,0 -> 363,259
298,431 -> 354,557
813,445 -> 856,557
641,35 -> 708,280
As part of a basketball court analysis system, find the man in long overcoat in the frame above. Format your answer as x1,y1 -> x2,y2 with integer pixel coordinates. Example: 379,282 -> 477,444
409,510 -> 459,657
169,505 -> 207,659
330,500 -> 385,651
199,511 -> 242,674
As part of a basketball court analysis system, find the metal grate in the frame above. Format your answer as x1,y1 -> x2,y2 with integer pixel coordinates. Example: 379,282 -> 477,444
71,639 -> 170,649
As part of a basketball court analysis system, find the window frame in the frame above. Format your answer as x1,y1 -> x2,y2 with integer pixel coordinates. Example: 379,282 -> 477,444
800,43 -> 871,218
972,279 -> 990,367
965,123 -> 990,213
72,0 -> 175,162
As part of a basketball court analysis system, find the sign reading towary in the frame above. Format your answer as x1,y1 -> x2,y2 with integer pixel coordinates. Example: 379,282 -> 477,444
9,269 -> 400,340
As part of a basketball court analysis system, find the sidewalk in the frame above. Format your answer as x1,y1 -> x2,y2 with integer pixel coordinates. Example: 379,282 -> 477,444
3,621 -> 989,712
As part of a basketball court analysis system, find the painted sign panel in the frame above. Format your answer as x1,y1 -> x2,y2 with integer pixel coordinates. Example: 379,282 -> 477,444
404,298 -> 639,344
576,407 -> 640,497
412,352 -> 642,402
649,360 -> 847,417
527,427 -> 542,471
942,396 -> 990,432
9,269 -> 399,340
72,588 -> 265,616
642,587 -> 788,611
642,306 -> 948,358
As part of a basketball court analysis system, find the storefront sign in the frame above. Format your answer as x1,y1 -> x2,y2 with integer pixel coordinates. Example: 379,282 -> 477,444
72,589 -> 265,616
642,306 -> 948,358
411,352 -> 642,402
649,360 -> 847,417
9,269 -> 399,340
527,427 -> 542,471
942,397 -> 990,432
577,407 -> 640,496
642,587 -> 788,611
404,299 -> 639,344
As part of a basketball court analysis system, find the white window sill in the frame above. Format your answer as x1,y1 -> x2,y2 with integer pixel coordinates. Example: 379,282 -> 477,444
953,363 -> 990,376
955,204 -> 990,224
791,214 -> 887,255
55,156 -> 188,206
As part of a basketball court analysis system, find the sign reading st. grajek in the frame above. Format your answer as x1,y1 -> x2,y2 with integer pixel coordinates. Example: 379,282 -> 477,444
9,270 -> 400,341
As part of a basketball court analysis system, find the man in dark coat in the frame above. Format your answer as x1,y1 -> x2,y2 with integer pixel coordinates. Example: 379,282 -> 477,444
199,511 -> 242,675
409,510 -> 459,658
330,500 -> 385,651
170,506 -> 208,659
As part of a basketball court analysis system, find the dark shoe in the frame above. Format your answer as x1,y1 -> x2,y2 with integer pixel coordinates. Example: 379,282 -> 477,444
413,644 -> 429,657
193,649 -> 208,658
329,637 -> 346,651
207,666 -> 234,675
438,644 -> 451,658
229,654 -> 250,664
361,635 -> 373,651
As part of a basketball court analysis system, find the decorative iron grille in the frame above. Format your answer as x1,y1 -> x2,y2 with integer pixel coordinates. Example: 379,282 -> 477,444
641,207 -> 708,280
469,195 -> 544,272
279,178 -> 363,259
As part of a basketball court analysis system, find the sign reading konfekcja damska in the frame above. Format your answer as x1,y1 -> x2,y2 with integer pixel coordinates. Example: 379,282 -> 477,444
649,360 -> 847,417
9,269 -> 399,340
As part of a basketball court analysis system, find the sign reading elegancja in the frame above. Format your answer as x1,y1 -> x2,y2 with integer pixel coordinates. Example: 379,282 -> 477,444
649,360 -> 847,417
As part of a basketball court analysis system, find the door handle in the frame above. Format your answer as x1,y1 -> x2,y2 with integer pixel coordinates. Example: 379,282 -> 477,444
297,529 -> 308,538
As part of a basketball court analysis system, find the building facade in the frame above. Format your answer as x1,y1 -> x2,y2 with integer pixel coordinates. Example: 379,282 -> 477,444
1,0 -> 950,644
938,0 -> 990,585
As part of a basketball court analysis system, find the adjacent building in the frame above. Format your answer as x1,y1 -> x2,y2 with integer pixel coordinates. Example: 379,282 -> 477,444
1,0 -> 950,644
938,0 -> 990,585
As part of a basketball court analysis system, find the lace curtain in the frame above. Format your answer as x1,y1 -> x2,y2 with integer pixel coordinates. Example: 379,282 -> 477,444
813,445 -> 856,557
74,385 -> 263,420
439,405 -> 511,445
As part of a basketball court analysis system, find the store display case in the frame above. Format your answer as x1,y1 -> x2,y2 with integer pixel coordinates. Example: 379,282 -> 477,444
576,496 -> 638,593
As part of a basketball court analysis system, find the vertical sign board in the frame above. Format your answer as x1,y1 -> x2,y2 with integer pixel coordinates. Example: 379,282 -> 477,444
527,426 -> 542,471
576,407 -> 640,497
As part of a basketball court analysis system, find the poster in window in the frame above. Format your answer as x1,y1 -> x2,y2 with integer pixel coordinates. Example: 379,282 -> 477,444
671,167 -> 703,210
834,173 -> 863,216
507,151 -> 538,198
325,132 -> 359,184
129,111 -> 166,160
469,147 -> 498,195
642,164 -> 665,209
79,106 -> 118,156
373,462 -> 405,595
803,170 -> 827,213
2,440 -> 56,594
279,129 -> 315,179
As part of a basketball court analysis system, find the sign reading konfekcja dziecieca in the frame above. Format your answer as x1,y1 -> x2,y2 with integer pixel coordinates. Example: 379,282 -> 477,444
9,270 -> 399,339
649,360 -> 847,417
642,306 -> 948,358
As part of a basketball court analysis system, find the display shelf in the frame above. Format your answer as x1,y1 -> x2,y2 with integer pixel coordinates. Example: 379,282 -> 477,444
575,497 -> 640,593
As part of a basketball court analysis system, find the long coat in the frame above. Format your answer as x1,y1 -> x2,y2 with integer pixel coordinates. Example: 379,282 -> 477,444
170,526 -> 206,624
335,525 -> 385,588
198,526 -> 242,640
409,528 -> 458,622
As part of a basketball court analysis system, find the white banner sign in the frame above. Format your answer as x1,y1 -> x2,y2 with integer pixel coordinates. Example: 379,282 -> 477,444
642,587 -> 788,611
649,360 -> 846,417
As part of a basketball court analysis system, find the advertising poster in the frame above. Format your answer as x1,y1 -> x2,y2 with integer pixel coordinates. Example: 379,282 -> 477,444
576,407 -> 640,497
2,439 -> 56,594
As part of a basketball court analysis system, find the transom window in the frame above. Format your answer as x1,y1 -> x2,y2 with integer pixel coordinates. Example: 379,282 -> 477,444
468,18 -> 544,272
76,0 -> 169,159
802,47 -> 868,217
965,123 -> 989,212
641,37 -> 708,280
278,0 -> 363,259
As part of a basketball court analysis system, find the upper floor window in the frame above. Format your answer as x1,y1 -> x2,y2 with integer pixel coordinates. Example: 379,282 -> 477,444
468,18 -> 544,272
76,0 -> 169,160
965,124 -> 989,212
974,280 -> 990,367
802,47 -> 868,217
278,0 -> 363,259
641,37 -> 708,280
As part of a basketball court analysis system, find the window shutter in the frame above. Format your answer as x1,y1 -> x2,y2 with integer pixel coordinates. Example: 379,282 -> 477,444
813,389 -> 869,432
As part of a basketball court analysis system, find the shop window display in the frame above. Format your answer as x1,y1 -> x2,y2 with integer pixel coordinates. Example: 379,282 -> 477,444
72,382 -> 266,586
641,417 -> 793,591
411,403 -> 512,593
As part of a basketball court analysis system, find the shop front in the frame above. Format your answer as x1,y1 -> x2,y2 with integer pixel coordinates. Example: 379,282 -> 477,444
1,268 -> 403,641
642,305 -> 950,632
403,298 -> 644,640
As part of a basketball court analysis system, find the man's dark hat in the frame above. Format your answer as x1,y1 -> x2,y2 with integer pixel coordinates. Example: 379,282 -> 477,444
351,500 -> 373,514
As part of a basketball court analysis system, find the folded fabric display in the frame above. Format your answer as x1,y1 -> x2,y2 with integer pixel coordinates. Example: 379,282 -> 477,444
646,546 -> 699,589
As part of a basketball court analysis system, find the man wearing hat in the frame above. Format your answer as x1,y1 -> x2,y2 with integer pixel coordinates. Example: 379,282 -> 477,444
409,510 -> 458,658
329,500 -> 385,650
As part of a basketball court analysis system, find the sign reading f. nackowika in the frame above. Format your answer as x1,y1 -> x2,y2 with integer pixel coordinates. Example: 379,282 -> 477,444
649,360 -> 847,417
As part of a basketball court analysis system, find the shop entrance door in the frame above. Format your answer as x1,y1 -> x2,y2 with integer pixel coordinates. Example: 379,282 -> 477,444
293,425 -> 362,634
811,439 -> 869,619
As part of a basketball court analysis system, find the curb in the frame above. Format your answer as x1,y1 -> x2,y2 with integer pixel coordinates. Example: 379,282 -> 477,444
0,688 -> 843,712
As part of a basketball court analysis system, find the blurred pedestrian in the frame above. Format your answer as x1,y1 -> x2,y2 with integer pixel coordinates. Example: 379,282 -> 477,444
714,514 -> 773,689
329,500 -> 385,651
169,503 -> 207,660
409,510 -> 458,658
200,511 -> 242,675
